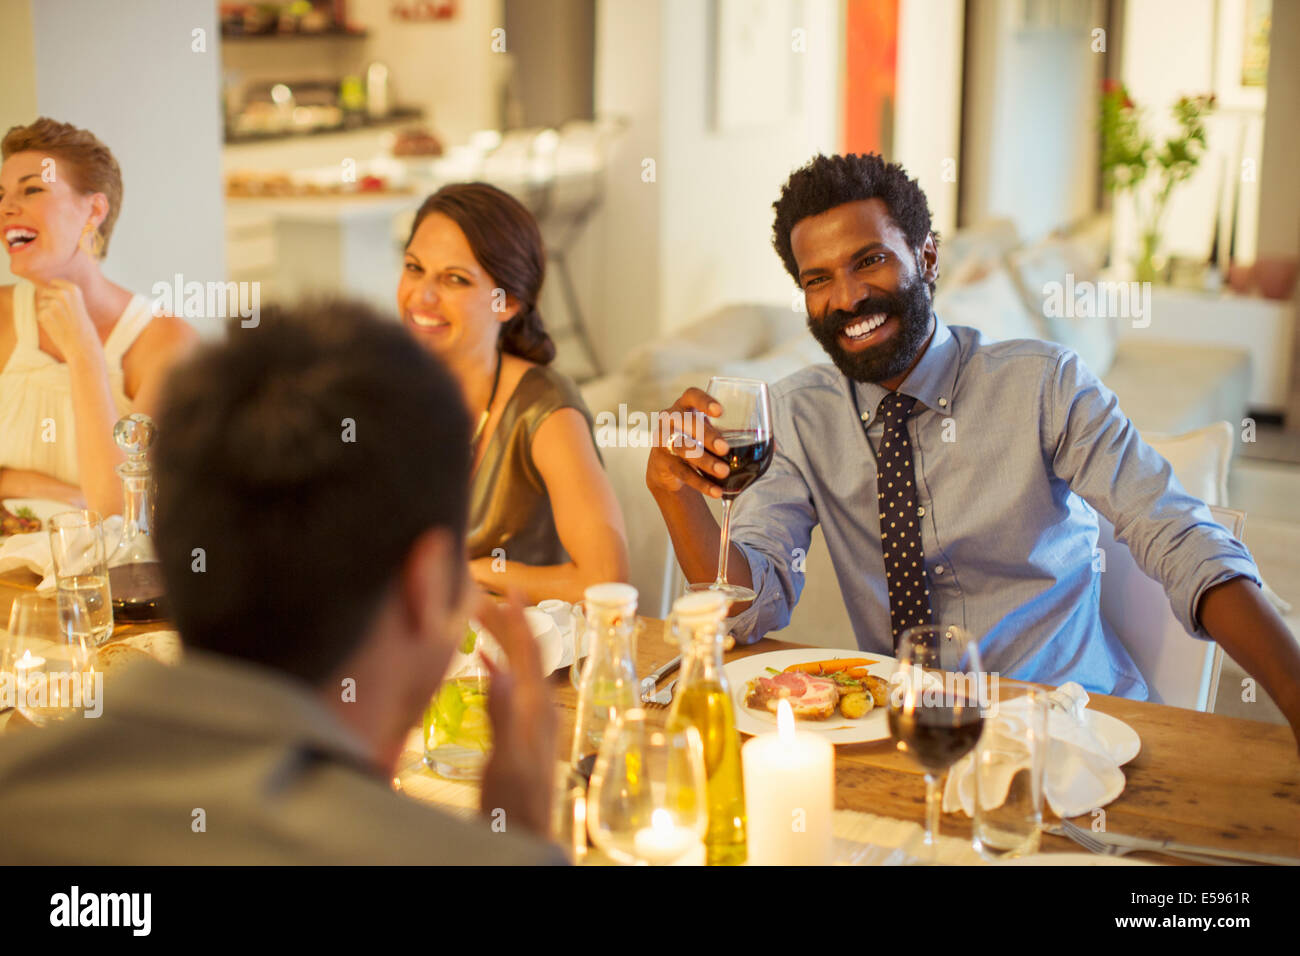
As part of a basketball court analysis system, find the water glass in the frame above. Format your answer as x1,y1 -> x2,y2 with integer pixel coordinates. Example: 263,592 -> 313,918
972,688 -> 1049,860
48,510 -> 113,646
423,642 -> 492,781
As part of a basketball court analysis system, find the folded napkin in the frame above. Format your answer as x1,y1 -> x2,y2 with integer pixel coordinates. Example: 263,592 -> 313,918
944,682 -> 1128,819
0,516 -> 124,593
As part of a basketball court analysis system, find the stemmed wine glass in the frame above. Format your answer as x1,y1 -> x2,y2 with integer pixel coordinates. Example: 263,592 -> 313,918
886,624 -> 987,864
687,376 -> 773,605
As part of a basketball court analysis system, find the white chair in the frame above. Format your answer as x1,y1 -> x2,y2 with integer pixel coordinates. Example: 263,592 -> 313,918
1096,505 -> 1244,712
595,439 -> 677,619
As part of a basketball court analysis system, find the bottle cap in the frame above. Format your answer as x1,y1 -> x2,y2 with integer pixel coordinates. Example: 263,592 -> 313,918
583,582 -> 638,610
671,591 -> 727,620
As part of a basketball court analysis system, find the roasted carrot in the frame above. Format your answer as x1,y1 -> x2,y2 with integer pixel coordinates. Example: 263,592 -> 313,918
843,666 -> 877,679
783,658 -> 875,676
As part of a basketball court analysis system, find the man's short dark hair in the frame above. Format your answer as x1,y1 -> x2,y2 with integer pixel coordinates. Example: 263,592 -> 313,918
153,300 -> 470,685
772,153 -> 939,291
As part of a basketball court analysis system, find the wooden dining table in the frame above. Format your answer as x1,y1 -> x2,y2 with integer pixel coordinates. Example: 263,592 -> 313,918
4,567 -> 1299,863
565,617 -> 1300,863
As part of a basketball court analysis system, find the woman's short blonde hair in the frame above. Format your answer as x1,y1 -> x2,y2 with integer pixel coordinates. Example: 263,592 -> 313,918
2,117 -> 123,256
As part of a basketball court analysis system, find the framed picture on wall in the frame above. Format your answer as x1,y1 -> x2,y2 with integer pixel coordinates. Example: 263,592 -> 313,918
1213,0 -> 1269,112
712,0 -> 793,131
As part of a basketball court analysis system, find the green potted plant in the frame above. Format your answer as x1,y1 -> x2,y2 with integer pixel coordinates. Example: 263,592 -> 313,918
1099,80 -> 1215,283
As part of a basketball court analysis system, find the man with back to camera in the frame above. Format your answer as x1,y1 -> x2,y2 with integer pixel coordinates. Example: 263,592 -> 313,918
0,300 -> 566,863
646,153 -> 1300,750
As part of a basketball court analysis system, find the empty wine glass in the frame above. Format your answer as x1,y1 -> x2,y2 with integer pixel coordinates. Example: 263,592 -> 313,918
886,624 -> 987,864
587,708 -> 708,865
687,376 -> 773,605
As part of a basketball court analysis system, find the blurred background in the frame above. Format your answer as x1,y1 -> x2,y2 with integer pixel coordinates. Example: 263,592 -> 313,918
0,1 -> 1290,393
1,0 -> 1296,715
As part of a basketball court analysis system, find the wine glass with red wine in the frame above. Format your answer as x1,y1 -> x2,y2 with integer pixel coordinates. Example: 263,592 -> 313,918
687,376 -> 773,605
887,624 -> 987,864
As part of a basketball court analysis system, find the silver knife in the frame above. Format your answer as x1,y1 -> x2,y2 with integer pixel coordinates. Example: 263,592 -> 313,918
1048,824 -> 1300,865
639,655 -> 681,702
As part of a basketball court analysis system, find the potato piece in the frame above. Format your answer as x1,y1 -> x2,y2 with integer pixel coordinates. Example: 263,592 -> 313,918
863,675 -> 889,707
840,690 -> 872,719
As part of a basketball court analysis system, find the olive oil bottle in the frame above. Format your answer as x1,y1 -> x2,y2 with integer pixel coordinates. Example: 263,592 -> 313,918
665,592 -> 746,865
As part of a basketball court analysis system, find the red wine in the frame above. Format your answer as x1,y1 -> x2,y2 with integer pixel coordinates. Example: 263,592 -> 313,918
575,752 -> 599,786
109,562 -> 168,624
709,431 -> 773,499
888,706 -> 983,772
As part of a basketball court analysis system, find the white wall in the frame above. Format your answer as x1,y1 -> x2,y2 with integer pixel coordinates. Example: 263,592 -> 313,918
657,0 -> 840,332
591,0 -> 664,368
591,0 -> 840,365
893,0 -> 964,241
960,0 -> 1102,239
1,0 -> 226,326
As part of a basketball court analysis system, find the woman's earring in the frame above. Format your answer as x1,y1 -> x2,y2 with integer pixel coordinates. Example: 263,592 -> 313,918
80,225 -> 103,259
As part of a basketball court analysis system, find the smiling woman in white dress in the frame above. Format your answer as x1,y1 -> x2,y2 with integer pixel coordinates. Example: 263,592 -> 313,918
0,117 -> 196,516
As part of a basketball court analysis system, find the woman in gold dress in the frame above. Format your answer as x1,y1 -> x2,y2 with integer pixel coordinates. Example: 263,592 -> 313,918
397,182 -> 628,604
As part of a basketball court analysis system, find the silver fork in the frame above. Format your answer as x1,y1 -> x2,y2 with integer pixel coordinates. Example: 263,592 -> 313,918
643,678 -> 679,709
1053,820 -> 1235,865
1057,819 -> 1136,858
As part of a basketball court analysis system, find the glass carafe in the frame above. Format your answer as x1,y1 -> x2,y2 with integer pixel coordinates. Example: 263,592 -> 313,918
107,413 -> 167,624
570,583 -> 639,778
665,591 -> 747,865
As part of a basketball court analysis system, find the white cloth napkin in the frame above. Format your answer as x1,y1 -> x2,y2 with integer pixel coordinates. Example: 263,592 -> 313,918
0,516 -> 124,593
943,682 -> 1128,819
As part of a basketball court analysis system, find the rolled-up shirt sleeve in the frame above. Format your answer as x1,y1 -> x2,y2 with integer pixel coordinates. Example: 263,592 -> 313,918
1046,349 -> 1261,638
722,397 -> 819,644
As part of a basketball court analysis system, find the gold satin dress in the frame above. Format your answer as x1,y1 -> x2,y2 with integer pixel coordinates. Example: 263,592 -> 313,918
466,364 -> 596,567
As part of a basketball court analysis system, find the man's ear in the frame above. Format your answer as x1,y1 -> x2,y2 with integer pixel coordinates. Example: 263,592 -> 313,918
917,234 -> 939,288
398,526 -> 461,645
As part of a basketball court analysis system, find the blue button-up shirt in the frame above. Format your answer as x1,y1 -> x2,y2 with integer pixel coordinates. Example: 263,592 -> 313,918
726,317 -> 1260,698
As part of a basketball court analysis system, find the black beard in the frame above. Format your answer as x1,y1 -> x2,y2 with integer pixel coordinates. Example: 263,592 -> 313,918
806,274 -> 934,384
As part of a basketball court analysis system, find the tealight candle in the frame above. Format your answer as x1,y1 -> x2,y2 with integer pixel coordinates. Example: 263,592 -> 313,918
632,808 -> 701,866
13,649 -> 46,688
742,699 -> 835,865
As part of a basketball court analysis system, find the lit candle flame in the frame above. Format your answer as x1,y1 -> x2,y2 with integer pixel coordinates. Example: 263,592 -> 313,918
777,698 -> 795,739
651,808 -> 673,833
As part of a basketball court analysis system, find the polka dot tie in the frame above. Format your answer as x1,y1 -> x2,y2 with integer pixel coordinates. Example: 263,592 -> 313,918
874,392 -> 933,650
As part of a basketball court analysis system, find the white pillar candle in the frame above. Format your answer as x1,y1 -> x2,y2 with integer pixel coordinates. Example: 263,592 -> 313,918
742,699 -> 835,865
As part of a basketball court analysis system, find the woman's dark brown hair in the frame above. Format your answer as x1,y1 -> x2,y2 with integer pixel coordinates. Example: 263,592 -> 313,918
406,182 -> 555,365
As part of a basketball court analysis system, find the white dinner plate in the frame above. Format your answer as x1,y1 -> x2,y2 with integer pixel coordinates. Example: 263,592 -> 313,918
723,648 -> 899,744
1,498 -> 68,537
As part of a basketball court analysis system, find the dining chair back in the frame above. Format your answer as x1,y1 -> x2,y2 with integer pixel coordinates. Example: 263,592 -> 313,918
1095,505 -> 1244,712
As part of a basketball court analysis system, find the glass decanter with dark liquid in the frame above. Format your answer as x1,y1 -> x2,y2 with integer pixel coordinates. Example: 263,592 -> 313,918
107,413 -> 168,623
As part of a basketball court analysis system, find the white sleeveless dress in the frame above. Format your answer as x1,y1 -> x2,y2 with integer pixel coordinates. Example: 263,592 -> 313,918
0,280 -> 154,487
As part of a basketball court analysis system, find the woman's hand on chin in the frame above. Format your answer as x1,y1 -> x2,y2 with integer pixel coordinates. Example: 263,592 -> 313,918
33,279 -> 102,367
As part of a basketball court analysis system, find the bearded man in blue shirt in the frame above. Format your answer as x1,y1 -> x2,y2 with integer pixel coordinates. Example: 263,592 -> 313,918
646,153 -> 1300,750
